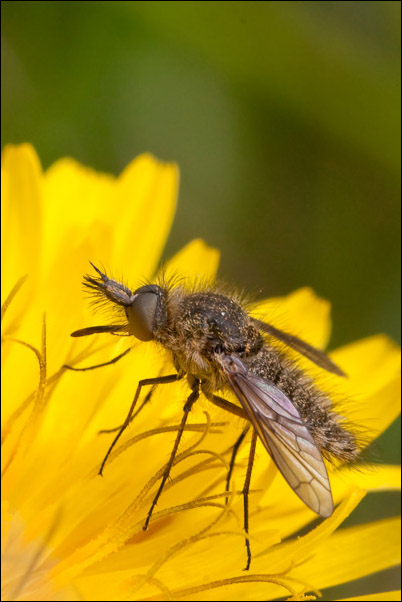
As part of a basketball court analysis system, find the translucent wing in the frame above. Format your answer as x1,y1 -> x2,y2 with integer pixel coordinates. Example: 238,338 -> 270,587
251,318 -> 346,377
220,355 -> 334,517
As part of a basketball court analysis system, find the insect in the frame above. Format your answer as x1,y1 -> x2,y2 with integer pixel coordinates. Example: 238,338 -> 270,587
68,263 -> 359,569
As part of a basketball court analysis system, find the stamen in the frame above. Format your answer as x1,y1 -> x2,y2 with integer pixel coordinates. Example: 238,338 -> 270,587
2,315 -> 47,475
1,274 -> 28,321
86,421 -> 227,478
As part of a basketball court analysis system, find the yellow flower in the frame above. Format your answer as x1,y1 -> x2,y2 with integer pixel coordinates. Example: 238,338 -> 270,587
2,144 -> 400,601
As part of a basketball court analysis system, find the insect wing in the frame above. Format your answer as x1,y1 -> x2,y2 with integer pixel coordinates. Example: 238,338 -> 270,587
252,318 -> 345,377
221,356 -> 334,517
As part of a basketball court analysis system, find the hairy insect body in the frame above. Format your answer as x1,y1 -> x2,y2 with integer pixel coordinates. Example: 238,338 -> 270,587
71,264 -> 360,530
246,347 -> 357,462
151,288 -> 357,464
154,291 -> 262,393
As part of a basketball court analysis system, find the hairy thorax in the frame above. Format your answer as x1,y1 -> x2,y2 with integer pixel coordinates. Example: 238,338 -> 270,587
154,290 -> 263,389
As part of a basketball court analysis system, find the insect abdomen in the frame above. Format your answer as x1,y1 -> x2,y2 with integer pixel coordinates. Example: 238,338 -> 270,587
244,345 -> 359,463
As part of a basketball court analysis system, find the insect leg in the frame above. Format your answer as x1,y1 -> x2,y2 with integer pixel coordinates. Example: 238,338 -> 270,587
243,430 -> 257,571
142,382 -> 200,531
99,373 -> 182,476
206,393 -> 246,419
204,392 -> 256,569
225,425 -> 250,503
98,383 -> 157,434
64,347 -> 132,371
202,395 -> 247,499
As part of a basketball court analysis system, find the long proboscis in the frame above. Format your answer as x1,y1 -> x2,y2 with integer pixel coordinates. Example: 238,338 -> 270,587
71,324 -> 126,337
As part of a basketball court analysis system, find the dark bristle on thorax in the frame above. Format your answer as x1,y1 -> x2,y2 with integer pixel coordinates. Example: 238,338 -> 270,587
243,345 -> 360,463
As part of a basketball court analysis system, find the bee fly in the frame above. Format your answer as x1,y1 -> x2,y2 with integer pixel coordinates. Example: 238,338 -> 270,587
67,263 -> 359,570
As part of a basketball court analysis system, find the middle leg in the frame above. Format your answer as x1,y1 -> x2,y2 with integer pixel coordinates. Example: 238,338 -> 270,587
142,381 -> 200,531
205,392 -> 257,570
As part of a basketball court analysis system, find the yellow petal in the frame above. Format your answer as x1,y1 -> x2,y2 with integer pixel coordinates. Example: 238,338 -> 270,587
292,516 -> 401,592
1,143 -> 43,299
331,334 -> 401,396
113,154 -> 179,280
161,238 -> 220,284
334,464 -> 401,494
353,373 -> 400,445
42,157 -> 115,276
3,144 -> 400,602
43,153 -> 178,284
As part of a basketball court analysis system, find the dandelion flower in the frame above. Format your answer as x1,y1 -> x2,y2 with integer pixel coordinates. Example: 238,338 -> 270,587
2,144 -> 400,601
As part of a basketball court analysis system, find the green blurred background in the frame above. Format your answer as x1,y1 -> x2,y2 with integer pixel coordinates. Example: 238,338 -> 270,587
2,1 -> 400,597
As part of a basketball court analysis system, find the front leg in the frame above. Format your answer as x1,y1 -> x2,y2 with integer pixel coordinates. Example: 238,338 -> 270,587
99,373 -> 183,476
143,379 -> 200,530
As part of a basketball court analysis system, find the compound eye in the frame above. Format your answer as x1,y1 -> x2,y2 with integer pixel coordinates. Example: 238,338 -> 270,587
127,289 -> 159,341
